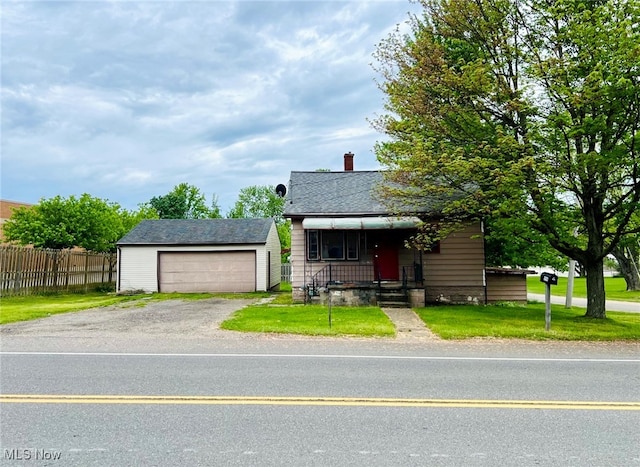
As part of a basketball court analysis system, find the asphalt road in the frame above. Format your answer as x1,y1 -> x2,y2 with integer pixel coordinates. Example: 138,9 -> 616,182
1,298 -> 639,466
2,349 -> 639,466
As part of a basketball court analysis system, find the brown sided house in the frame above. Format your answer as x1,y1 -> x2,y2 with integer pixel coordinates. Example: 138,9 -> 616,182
283,154 -> 492,307
284,153 -> 486,306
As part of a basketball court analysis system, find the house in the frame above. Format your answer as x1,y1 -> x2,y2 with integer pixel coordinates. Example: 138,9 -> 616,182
116,218 -> 281,294
283,153 -> 516,306
0,199 -> 33,241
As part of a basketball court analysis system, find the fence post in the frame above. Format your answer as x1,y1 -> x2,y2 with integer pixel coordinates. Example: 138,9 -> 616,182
109,254 -> 115,283
14,248 -> 23,294
101,254 -> 106,283
42,250 -> 50,293
52,250 -> 60,289
83,251 -> 90,292
64,251 -> 71,292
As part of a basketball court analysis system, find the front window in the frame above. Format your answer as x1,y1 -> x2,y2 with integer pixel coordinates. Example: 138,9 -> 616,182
307,230 -> 360,261
322,231 -> 344,260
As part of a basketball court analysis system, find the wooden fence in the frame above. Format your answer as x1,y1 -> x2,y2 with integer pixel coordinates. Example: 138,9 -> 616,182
281,263 -> 291,283
0,246 -> 117,296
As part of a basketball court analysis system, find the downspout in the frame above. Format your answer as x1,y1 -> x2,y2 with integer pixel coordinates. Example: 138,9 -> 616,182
419,249 -> 425,306
482,219 -> 488,305
116,246 -> 122,293
303,225 -> 308,304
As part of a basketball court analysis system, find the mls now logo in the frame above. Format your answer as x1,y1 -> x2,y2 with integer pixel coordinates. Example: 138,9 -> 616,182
4,448 -> 62,461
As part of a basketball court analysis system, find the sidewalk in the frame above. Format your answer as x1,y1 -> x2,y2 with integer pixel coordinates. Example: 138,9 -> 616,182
527,294 -> 640,313
381,308 -> 440,340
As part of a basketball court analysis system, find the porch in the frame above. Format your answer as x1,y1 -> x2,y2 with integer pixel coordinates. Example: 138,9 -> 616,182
302,262 -> 426,308
289,220 -> 487,306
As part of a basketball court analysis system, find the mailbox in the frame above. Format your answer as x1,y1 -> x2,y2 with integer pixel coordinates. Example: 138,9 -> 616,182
540,272 -> 558,286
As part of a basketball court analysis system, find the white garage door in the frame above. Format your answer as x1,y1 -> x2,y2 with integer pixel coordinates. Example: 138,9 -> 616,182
158,251 -> 256,293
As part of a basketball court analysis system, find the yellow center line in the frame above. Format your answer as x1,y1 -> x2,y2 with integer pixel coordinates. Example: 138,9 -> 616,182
1,395 -> 639,410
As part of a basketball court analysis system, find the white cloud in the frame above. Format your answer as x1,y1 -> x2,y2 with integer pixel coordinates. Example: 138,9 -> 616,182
1,0 -> 421,212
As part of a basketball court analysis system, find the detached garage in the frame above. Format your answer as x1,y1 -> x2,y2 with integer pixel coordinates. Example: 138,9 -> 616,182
116,218 -> 281,294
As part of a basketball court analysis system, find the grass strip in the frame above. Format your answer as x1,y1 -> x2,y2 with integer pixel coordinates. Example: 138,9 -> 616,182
415,303 -> 640,341
221,304 -> 395,337
0,293 -> 140,325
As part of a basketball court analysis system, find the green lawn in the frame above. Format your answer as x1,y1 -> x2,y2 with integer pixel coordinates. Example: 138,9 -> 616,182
3,285 -> 637,341
0,291 -> 271,325
221,304 -> 395,337
0,293 -> 138,325
415,303 -> 640,340
526,276 -> 640,302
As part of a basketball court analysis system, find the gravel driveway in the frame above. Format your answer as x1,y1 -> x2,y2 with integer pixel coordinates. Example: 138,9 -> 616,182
0,298 -> 255,339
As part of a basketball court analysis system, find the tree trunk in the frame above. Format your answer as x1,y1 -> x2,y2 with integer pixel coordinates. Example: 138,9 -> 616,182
584,258 -> 606,319
624,271 -> 640,291
611,246 -> 640,291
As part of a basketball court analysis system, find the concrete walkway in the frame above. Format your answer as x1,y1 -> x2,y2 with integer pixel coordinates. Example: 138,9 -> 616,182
528,294 -> 639,313
381,308 -> 440,340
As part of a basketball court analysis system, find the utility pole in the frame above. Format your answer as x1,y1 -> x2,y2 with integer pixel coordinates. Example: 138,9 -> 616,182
565,259 -> 576,308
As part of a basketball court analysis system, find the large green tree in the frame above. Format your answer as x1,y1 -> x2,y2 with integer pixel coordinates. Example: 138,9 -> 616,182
373,0 -> 640,318
119,203 -> 160,233
484,217 -> 568,271
610,207 -> 640,290
3,194 -> 156,252
228,185 -> 290,261
149,183 -> 221,219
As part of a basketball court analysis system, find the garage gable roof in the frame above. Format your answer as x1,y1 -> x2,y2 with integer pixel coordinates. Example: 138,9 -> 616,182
117,218 -> 274,246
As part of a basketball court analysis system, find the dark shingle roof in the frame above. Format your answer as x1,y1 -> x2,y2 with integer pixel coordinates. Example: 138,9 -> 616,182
283,170 -> 444,217
283,171 -> 388,216
117,218 -> 274,246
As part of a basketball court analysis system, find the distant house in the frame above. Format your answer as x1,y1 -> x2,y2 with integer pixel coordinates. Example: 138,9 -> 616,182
0,199 -> 33,241
116,218 -> 281,294
283,153 -> 528,306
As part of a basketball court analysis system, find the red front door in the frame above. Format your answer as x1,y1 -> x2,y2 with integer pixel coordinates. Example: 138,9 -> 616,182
374,243 -> 399,281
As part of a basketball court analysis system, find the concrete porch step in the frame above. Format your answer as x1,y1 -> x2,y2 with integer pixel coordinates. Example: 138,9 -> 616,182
378,290 -> 409,307
378,300 -> 410,308
378,291 -> 406,299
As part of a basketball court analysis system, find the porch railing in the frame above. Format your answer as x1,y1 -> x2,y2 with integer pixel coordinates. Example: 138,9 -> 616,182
311,263 -> 375,291
309,262 -> 423,296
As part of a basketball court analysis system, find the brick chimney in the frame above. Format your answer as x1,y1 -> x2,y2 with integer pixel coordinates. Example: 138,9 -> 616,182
344,152 -> 354,171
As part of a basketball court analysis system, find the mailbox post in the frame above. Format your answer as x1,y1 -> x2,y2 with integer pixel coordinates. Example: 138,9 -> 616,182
540,272 -> 558,331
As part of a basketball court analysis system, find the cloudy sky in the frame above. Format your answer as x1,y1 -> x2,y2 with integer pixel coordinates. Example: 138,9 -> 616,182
1,0 -> 419,213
